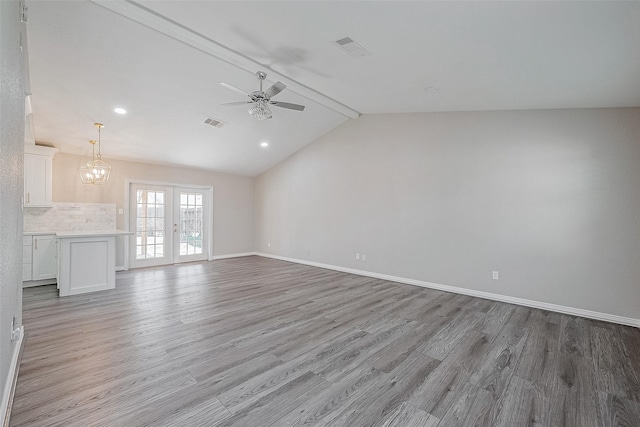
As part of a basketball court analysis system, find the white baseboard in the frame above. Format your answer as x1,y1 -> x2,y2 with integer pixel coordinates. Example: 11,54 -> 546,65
1,326 -> 25,427
209,252 -> 256,261
256,253 -> 640,328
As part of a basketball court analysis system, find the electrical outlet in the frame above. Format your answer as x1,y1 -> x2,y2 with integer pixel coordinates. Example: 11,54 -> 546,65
492,271 -> 499,280
362,254 -> 366,261
355,253 -> 360,260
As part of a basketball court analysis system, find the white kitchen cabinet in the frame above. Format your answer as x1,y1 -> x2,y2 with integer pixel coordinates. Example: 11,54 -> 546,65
24,145 -> 57,207
24,153 -> 51,206
58,234 -> 116,296
32,234 -> 57,281
22,236 -> 32,281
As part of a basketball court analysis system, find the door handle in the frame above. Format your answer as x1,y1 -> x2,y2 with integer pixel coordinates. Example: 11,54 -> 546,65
34,238 -> 37,250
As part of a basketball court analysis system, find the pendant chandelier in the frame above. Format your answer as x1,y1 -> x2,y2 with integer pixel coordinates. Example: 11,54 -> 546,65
79,122 -> 111,184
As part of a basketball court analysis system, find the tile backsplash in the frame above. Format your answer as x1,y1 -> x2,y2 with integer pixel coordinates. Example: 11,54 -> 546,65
24,202 -> 116,232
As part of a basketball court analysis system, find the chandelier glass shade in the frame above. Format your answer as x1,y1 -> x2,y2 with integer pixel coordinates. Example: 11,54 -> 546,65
248,100 -> 272,120
79,123 -> 111,184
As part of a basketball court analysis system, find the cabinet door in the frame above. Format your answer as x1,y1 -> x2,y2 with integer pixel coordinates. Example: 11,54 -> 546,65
22,242 -> 33,281
22,263 -> 33,281
23,236 -> 33,281
24,153 -> 53,207
32,235 -> 57,280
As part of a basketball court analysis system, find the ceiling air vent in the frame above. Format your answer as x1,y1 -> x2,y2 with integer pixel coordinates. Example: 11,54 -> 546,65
203,117 -> 226,128
333,35 -> 372,57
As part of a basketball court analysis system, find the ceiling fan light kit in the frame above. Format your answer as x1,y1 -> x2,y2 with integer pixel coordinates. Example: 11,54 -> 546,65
79,122 -> 111,185
249,100 -> 272,121
220,71 -> 305,120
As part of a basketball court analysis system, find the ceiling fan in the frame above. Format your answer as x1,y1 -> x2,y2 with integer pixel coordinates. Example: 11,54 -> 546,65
219,71 -> 305,120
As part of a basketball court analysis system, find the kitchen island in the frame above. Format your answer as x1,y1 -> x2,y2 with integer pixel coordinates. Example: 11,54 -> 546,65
56,230 -> 132,296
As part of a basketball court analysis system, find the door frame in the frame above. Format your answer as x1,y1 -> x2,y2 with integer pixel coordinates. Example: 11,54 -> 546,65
124,179 -> 214,270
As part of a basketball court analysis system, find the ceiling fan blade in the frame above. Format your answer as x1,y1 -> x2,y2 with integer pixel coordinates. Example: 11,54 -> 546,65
265,81 -> 286,98
220,101 -> 251,107
219,82 -> 250,96
270,101 -> 305,111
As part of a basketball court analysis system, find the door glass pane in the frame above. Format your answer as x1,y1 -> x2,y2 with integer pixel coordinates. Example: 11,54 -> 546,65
179,191 -> 203,256
136,189 -> 166,260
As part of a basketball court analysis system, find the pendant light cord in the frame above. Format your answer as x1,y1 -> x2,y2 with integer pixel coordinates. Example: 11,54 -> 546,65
97,124 -> 102,160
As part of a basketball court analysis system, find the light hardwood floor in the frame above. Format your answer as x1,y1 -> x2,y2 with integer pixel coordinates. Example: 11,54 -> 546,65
11,256 -> 640,426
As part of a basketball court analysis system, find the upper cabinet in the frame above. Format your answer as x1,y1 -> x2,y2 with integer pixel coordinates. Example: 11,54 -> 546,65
24,144 -> 57,207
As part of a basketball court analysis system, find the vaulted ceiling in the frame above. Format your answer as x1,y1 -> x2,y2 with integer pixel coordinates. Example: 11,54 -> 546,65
26,1 -> 640,176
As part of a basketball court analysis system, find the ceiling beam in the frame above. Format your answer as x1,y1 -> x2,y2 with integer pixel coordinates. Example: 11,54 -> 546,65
92,0 -> 361,119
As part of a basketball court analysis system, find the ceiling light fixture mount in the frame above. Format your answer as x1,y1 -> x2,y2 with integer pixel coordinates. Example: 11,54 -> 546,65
79,122 -> 111,185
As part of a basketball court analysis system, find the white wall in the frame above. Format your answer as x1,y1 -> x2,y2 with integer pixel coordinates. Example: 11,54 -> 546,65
52,153 -> 255,259
255,108 -> 640,321
0,0 -> 25,414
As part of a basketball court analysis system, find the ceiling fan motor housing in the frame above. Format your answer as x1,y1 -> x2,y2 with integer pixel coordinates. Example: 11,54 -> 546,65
251,91 -> 267,101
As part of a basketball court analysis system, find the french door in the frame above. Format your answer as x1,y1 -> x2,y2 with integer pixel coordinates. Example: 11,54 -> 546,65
129,183 -> 210,268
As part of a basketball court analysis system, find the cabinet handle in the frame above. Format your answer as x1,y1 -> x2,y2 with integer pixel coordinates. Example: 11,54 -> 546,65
34,238 -> 37,250
27,192 -> 30,204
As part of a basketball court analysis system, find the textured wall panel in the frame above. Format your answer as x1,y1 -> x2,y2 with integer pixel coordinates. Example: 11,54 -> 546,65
0,0 -> 25,396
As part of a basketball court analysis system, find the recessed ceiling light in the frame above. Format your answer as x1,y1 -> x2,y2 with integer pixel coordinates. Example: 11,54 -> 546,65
114,107 -> 127,114
260,142 -> 269,148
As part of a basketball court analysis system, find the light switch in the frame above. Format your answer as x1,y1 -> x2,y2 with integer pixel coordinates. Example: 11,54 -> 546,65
118,208 -> 124,215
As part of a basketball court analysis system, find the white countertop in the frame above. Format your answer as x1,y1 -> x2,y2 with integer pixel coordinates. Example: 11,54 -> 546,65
25,230 -> 133,238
